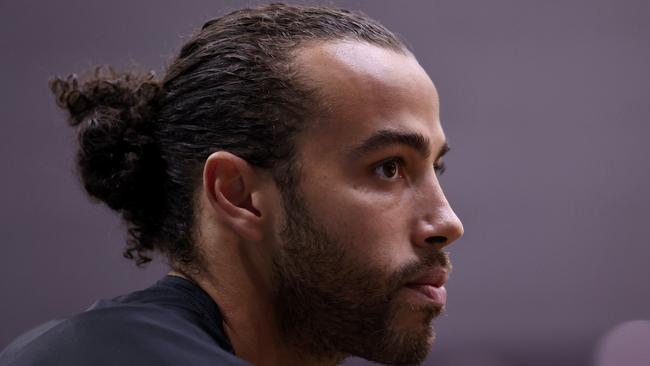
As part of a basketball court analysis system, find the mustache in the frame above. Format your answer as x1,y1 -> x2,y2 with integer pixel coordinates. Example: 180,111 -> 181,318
389,251 -> 452,291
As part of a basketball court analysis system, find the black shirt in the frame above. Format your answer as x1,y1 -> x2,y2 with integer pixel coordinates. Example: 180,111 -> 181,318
0,276 -> 251,365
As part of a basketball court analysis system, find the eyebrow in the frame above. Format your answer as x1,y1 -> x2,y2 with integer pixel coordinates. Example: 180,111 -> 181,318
348,129 -> 450,161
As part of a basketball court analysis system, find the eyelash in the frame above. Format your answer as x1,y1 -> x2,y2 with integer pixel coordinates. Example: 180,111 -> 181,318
373,157 -> 446,180
435,161 -> 447,175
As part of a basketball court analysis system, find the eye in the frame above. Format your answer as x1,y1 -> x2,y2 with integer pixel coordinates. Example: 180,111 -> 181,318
374,157 -> 405,180
434,161 -> 447,176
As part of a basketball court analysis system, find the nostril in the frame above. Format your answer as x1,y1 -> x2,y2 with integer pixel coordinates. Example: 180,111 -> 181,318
426,236 -> 447,244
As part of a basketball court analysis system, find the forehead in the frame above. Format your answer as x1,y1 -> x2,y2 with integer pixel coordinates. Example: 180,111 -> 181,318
294,41 -> 444,153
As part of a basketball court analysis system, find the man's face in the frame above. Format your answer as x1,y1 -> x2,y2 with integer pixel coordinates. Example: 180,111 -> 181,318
271,41 -> 464,365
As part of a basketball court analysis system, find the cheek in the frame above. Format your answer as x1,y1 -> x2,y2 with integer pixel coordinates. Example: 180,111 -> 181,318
305,183 -> 418,268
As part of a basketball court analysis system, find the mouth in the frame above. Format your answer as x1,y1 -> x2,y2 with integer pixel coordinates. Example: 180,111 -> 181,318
403,267 -> 449,307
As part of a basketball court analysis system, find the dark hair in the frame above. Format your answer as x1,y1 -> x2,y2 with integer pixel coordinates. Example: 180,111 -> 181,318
49,3 -> 407,270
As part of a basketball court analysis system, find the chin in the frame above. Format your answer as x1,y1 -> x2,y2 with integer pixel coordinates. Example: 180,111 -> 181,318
363,328 -> 435,366
362,304 -> 439,366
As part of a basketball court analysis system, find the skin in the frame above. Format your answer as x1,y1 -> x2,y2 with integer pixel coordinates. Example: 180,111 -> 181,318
172,40 -> 464,366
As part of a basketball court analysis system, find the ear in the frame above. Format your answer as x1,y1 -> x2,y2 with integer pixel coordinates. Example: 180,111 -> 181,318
203,151 -> 263,242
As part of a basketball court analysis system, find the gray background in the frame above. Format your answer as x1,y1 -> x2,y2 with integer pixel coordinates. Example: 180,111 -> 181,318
1,1 -> 648,365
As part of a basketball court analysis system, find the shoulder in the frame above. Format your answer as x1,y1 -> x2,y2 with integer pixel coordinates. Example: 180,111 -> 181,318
0,302 -> 248,366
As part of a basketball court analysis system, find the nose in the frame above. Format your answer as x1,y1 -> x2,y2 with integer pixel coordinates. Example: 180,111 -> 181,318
413,183 -> 464,251
414,207 -> 464,251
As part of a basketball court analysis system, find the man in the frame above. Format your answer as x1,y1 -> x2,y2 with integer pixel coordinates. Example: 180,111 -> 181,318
0,3 -> 463,366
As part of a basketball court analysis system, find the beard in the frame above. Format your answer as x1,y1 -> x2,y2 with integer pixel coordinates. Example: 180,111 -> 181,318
271,182 -> 451,366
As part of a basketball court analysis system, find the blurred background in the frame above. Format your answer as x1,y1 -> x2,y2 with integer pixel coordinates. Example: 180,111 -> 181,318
1,0 -> 649,365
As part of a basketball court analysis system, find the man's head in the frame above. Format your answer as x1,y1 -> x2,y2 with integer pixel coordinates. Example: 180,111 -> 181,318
50,3 -> 463,364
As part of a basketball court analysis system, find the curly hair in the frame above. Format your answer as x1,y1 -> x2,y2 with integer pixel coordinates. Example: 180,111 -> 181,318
48,3 -> 407,270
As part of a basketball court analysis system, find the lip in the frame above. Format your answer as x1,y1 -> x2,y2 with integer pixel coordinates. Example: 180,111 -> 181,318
405,284 -> 447,306
406,267 -> 449,288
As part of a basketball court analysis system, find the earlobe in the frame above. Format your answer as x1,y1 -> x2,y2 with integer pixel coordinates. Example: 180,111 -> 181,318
203,152 -> 263,242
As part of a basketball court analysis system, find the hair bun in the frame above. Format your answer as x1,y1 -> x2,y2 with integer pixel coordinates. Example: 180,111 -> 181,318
49,66 -> 165,213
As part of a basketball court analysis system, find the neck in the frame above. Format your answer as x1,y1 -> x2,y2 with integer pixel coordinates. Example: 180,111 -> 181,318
169,251 -> 342,366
